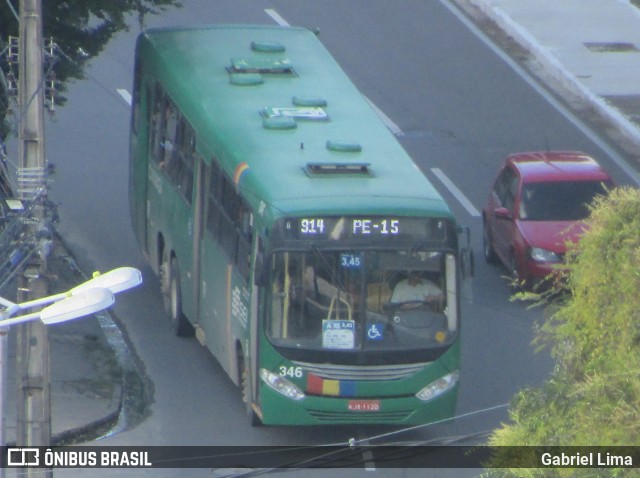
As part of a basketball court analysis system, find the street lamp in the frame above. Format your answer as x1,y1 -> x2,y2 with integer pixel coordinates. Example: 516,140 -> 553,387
0,267 -> 143,318
0,267 -> 142,470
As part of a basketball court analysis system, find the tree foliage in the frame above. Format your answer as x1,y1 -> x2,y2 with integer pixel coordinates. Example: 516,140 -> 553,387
486,187 -> 640,477
1,0 -> 180,140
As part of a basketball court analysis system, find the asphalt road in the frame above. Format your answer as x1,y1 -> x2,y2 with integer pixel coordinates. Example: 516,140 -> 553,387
36,0 -> 639,476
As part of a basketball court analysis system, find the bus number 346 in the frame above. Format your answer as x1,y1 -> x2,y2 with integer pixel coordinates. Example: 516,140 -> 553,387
279,366 -> 304,378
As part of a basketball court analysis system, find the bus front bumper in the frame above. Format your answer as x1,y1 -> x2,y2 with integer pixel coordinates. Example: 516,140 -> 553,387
257,382 -> 459,426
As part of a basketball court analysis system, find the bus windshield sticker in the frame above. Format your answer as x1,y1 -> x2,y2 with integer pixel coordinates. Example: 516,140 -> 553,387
339,253 -> 362,269
366,323 -> 384,341
322,320 -> 355,349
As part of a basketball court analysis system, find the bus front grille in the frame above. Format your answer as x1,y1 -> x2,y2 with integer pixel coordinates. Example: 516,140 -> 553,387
308,409 -> 412,422
294,361 -> 430,381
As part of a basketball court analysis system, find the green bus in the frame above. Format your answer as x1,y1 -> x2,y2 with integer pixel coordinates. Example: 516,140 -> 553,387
129,24 -> 473,426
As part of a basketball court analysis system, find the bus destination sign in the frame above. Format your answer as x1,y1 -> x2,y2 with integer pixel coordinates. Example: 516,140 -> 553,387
299,218 -> 399,236
282,216 -> 446,241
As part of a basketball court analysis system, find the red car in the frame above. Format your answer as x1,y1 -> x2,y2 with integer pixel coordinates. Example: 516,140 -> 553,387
482,151 -> 612,287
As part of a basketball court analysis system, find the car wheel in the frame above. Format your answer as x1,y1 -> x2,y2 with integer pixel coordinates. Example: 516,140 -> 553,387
483,219 -> 499,264
508,254 -> 524,291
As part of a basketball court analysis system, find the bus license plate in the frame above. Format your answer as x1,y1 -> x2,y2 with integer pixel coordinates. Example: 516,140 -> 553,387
348,400 -> 380,412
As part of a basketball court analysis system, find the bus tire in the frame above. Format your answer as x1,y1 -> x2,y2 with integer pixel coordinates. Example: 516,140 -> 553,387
160,250 -> 172,316
168,258 -> 195,337
241,360 -> 262,427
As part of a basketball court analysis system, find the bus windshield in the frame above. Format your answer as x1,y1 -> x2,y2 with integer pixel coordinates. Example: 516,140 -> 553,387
266,248 -> 458,363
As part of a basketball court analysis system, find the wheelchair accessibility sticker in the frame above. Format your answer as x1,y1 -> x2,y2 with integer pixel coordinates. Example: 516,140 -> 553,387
366,323 -> 384,341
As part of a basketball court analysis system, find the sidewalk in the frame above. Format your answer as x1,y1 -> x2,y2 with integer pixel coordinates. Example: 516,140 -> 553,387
4,243 -> 125,446
459,0 -> 640,169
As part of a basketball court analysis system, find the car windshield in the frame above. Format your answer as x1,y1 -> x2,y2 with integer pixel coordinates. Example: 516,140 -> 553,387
519,180 -> 609,221
266,248 -> 458,362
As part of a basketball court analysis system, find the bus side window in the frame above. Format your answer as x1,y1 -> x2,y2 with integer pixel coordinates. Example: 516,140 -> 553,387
236,201 -> 252,280
205,160 -> 222,238
254,236 -> 267,287
161,98 -> 178,173
149,82 -> 164,164
203,157 -> 252,281
219,175 -> 239,260
131,59 -> 142,134
173,117 -> 196,204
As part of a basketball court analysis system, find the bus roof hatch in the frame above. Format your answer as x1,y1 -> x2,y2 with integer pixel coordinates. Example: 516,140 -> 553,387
229,57 -> 295,75
305,162 -> 372,177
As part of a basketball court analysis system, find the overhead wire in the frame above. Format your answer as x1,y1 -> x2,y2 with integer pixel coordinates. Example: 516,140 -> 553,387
141,401 -> 510,475
53,44 -> 132,110
3,0 -> 18,21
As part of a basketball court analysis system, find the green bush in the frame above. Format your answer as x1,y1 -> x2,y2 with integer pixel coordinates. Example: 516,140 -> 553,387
485,187 -> 640,477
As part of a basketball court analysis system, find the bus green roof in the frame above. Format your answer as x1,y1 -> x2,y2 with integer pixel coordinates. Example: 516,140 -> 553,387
137,24 -> 452,222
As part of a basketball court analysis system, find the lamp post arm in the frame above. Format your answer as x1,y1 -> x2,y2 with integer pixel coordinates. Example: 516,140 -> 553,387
5,292 -> 67,314
70,267 -> 142,295
0,312 -> 42,327
0,268 -> 142,321
0,297 -> 16,310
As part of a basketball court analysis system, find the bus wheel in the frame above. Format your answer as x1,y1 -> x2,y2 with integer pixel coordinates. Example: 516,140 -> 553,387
168,258 -> 195,337
160,253 -> 172,316
241,360 -> 262,427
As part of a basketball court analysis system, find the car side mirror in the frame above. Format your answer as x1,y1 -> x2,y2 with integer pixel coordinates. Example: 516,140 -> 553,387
493,207 -> 512,220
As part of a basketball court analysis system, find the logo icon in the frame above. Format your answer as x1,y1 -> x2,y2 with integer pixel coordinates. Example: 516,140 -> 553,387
7,448 -> 40,467
366,323 -> 384,341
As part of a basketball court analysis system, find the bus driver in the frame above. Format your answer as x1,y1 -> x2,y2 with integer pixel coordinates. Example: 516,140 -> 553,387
391,271 -> 444,308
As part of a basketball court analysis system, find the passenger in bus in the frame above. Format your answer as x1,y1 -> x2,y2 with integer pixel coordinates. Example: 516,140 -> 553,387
391,271 -> 443,309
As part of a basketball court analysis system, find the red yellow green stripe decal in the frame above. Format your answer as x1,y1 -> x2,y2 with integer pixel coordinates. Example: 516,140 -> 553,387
307,373 -> 357,397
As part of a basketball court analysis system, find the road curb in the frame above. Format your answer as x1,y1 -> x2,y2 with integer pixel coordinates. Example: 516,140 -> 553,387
52,235 -> 153,442
464,0 -> 640,155
45,240 -> 125,445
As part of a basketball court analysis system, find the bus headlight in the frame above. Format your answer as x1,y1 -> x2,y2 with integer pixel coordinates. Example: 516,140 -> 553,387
260,369 -> 306,401
415,371 -> 459,402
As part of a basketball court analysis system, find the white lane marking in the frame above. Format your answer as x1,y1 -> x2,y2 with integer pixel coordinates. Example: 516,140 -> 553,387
264,4 -> 479,218
117,88 -> 132,107
264,9 -> 405,138
264,6 -> 404,138
350,437 -> 376,471
431,168 -> 481,217
265,8 -> 290,26
440,0 -> 640,186
362,448 -> 376,471
363,95 -> 404,136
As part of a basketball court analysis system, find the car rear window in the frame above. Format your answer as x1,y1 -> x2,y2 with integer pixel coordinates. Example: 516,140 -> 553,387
519,180 -> 610,221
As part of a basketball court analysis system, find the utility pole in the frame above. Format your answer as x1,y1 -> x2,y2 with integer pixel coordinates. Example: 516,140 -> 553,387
16,2 -> 51,475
